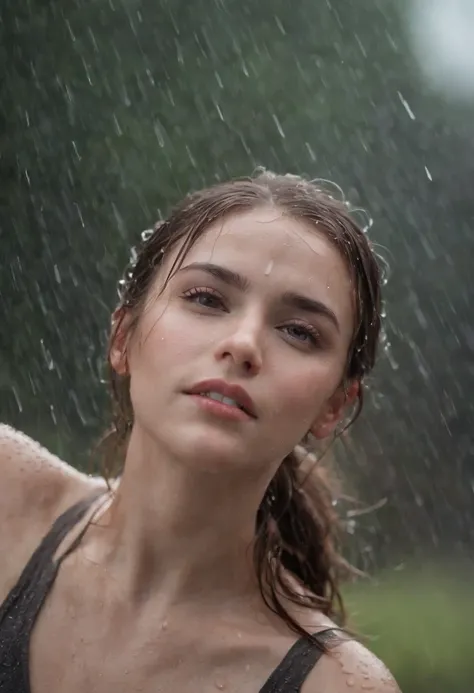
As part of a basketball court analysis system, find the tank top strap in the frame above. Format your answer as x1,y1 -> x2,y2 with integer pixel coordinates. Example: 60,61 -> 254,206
0,490 -> 105,693
258,628 -> 347,693
0,489 -> 104,630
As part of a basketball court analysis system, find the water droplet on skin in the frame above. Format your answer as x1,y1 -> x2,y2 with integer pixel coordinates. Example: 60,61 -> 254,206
161,621 -> 168,631
214,680 -> 226,690
264,260 -> 274,276
346,677 -> 355,687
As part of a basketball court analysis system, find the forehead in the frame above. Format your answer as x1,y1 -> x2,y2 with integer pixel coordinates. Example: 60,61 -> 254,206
171,206 -> 355,336
186,206 -> 346,274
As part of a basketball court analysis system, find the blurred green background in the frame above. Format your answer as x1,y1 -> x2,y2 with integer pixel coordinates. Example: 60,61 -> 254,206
2,1 -> 474,689
346,567 -> 474,692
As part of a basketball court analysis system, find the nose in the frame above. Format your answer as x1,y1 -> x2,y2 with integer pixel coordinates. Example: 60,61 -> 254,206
214,313 -> 263,376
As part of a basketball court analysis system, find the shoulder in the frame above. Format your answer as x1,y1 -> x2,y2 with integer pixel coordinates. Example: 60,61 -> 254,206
0,424 -> 106,596
303,636 -> 401,693
0,424 -> 104,512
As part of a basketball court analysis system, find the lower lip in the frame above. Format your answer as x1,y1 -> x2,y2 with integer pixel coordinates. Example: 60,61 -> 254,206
188,394 -> 252,422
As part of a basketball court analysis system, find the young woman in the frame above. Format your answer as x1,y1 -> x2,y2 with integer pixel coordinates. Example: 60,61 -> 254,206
0,172 -> 400,692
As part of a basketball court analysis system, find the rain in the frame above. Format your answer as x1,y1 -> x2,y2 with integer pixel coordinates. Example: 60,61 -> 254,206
1,1 -> 474,691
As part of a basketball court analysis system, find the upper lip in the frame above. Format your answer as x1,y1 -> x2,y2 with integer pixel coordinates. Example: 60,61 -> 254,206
186,379 -> 257,418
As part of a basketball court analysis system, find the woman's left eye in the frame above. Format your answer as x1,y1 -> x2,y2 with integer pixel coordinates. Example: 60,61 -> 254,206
281,323 -> 320,347
181,287 -> 227,311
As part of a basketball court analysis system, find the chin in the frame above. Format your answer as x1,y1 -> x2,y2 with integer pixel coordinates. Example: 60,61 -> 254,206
165,424 -> 256,473
187,441 -> 251,473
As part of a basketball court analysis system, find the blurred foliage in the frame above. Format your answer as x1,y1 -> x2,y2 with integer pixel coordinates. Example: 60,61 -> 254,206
346,569 -> 474,692
1,0 -> 474,564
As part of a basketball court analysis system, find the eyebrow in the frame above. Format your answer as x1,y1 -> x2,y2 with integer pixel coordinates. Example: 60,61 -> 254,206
281,292 -> 340,332
179,261 -> 340,332
179,262 -> 250,292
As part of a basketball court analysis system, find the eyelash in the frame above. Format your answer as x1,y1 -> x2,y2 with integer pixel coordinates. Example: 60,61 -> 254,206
181,287 -> 321,348
281,321 -> 321,347
181,287 -> 228,311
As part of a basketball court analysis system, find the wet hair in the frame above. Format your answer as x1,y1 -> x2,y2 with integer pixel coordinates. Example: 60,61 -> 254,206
99,170 -> 382,643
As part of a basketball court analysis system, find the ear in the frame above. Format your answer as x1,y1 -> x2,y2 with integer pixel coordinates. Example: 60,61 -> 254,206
109,308 -> 132,376
310,380 -> 359,440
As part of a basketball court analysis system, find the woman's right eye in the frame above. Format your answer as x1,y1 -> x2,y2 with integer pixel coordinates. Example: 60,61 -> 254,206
181,287 -> 227,311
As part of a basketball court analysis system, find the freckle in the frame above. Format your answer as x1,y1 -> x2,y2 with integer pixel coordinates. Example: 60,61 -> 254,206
264,260 -> 274,276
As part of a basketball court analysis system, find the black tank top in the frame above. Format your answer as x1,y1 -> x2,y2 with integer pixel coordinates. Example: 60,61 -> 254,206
0,493 -> 343,692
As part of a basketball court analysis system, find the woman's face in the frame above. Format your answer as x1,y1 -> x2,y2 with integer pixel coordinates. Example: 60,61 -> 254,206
112,206 -> 356,477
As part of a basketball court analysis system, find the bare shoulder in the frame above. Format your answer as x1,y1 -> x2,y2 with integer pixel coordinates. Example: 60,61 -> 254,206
2,421 -> 87,480
303,636 -> 401,693
0,424 -> 103,511
0,424 -> 106,597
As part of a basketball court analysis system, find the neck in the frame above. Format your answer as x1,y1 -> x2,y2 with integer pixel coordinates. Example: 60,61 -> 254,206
93,426 -> 270,610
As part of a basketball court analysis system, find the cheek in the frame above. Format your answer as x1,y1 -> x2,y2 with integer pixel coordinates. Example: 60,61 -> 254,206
271,363 -> 341,420
128,302 -> 214,383
131,305 -> 186,365
127,314 -> 182,416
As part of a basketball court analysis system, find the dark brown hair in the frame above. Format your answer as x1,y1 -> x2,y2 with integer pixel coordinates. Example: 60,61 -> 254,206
99,170 -> 382,643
